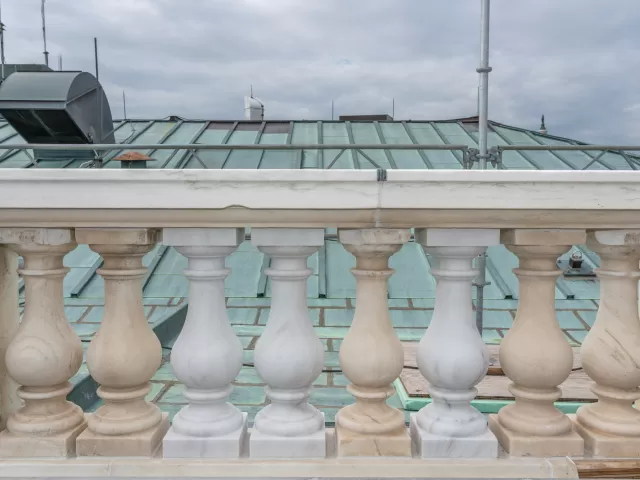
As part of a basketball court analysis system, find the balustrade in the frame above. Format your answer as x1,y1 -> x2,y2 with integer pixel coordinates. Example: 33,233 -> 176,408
1,166 -> 640,478
335,228 -> 412,457
161,228 -> 247,458
411,228 -> 499,458
574,231 -> 640,456
250,228 -> 326,458
74,228 -> 169,457
0,229 -> 85,457
488,229 -> 586,456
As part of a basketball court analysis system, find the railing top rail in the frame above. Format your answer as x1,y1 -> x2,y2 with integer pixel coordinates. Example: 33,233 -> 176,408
0,143 -> 470,151
1,143 -> 640,152
0,169 -> 640,230
498,145 -> 640,151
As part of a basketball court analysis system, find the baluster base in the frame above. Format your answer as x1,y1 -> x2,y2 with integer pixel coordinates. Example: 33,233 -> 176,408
572,415 -> 640,457
488,414 -> 583,457
410,414 -> 497,458
250,413 -> 326,458
76,413 -> 169,457
163,413 -> 247,458
0,416 -> 87,457
335,425 -> 411,457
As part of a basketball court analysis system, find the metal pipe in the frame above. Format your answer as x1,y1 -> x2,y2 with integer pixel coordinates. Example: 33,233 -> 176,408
0,0 -> 5,82
475,0 -> 492,334
0,143 -> 471,151
41,0 -> 49,67
477,0 -> 491,170
499,145 -> 640,151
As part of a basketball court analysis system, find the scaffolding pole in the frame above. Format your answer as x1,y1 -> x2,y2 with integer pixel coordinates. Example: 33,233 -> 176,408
475,0 -> 492,334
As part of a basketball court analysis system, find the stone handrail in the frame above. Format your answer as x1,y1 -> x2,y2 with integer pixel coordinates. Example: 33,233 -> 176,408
0,168 -> 640,479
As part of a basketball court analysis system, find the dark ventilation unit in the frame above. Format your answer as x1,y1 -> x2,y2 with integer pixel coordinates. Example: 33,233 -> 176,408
0,71 -> 115,165
338,114 -> 393,121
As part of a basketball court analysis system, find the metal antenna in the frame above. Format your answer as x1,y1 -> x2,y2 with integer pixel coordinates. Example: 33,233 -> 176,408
58,53 -> 62,71
392,97 -> 395,119
94,37 -> 104,143
123,90 -> 127,120
0,0 -> 5,82
250,85 -> 253,98
331,100 -> 334,120
41,0 -> 49,67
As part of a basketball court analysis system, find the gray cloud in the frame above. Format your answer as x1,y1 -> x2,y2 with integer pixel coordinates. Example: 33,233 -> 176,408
3,0 -> 640,143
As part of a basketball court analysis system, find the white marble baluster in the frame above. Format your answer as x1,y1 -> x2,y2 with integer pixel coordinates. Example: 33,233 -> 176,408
574,230 -> 640,456
335,228 -> 412,457
250,228 -> 325,459
0,243 -> 20,431
488,229 -> 585,457
410,229 -> 498,458
0,228 -> 86,457
75,228 -> 169,457
162,228 -> 247,458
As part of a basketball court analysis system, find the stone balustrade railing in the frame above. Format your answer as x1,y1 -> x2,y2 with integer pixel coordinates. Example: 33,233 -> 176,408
0,169 -> 639,479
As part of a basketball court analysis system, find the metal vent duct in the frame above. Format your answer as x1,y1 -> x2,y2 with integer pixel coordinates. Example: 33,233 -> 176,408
0,71 -> 115,164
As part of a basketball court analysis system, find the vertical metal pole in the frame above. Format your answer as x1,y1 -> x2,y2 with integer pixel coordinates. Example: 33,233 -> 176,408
123,90 -> 127,120
331,100 -> 334,120
41,0 -> 49,67
477,0 -> 491,170
94,37 -> 103,142
58,54 -> 62,71
0,1 -> 5,82
392,97 -> 395,118
475,0 -> 492,334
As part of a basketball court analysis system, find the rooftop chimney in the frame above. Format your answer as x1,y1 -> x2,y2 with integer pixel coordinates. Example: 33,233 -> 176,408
244,96 -> 264,120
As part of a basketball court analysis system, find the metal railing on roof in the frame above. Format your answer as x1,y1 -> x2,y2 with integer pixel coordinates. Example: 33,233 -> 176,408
1,143 -> 640,170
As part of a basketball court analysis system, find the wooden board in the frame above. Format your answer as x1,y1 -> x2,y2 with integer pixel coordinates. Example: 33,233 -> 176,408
400,342 -> 596,403
575,459 -> 640,479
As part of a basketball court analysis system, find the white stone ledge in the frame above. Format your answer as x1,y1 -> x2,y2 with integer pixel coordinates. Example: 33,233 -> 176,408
0,169 -> 639,229
0,456 -> 578,479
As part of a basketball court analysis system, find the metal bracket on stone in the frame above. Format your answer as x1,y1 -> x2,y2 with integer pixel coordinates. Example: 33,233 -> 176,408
557,251 -> 596,278
464,147 -> 502,169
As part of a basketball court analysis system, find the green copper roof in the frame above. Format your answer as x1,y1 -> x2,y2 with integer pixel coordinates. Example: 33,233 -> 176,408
0,117 -> 634,170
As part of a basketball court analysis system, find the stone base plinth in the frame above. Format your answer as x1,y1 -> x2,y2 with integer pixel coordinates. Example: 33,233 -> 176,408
488,414 -> 584,457
0,420 -> 87,457
163,413 -> 247,458
410,414 -> 498,458
76,413 -> 169,457
335,423 -> 411,457
250,415 -> 326,459
572,415 -> 640,457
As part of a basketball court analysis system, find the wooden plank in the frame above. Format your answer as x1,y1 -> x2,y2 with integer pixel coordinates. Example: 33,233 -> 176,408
575,459 -> 640,479
400,342 -> 596,402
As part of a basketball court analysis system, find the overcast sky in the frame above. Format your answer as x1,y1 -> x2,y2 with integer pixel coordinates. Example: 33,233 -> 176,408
3,0 -> 639,143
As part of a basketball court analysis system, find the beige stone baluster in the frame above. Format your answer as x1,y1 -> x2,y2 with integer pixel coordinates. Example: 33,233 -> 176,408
0,244 -> 19,431
488,229 -> 585,456
335,228 -> 411,457
76,228 -> 169,457
0,228 -> 86,457
574,230 -> 640,456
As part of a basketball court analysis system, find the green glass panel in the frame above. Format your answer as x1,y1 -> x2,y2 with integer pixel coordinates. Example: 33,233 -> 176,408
379,123 -> 425,169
